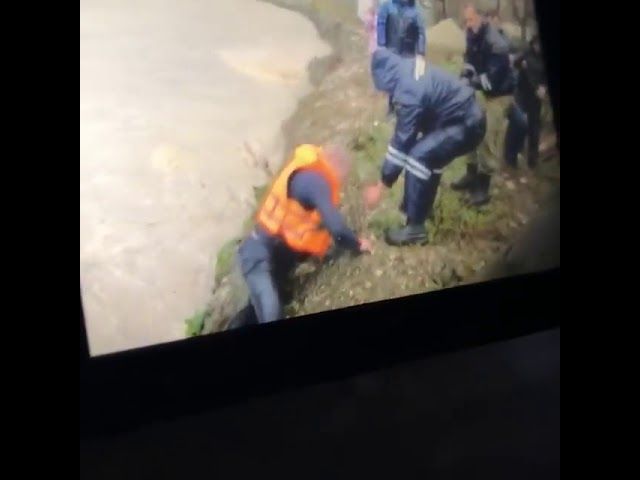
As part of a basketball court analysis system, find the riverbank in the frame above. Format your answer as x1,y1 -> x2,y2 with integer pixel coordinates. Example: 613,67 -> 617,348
80,0 -> 331,355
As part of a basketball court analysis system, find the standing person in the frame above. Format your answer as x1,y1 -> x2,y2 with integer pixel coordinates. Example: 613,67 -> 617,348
377,0 -> 426,57
504,34 -> 547,170
377,0 -> 427,113
363,0 -> 380,55
227,144 -> 373,329
451,3 -> 515,207
363,48 -> 486,246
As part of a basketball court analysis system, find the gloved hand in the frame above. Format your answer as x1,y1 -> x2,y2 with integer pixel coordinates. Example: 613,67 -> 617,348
478,73 -> 492,92
414,55 -> 426,80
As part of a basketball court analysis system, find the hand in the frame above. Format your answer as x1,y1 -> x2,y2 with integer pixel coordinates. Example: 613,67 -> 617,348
536,85 -> 547,100
358,237 -> 374,254
478,73 -> 492,92
461,63 -> 476,78
363,181 -> 384,210
414,55 -> 426,80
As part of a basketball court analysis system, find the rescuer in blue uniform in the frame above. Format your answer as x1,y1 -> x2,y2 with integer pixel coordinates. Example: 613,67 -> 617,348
364,48 -> 486,246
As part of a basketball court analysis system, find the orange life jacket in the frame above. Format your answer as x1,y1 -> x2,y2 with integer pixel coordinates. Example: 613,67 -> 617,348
256,144 -> 341,257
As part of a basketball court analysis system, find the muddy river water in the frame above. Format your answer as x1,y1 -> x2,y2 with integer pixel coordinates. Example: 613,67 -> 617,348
80,0 -> 330,355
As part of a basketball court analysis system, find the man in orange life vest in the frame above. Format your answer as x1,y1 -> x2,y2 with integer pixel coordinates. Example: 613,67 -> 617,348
227,144 -> 373,330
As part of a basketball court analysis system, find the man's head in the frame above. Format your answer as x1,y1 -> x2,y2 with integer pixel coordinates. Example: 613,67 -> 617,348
323,143 -> 352,183
486,9 -> 501,28
463,4 -> 484,33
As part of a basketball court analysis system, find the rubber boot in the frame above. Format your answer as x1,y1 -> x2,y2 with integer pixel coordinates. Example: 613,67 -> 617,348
468,173 -> 491,207
451,164 -> 478,191
226,303 -> 259,330
385,223 -> 428,246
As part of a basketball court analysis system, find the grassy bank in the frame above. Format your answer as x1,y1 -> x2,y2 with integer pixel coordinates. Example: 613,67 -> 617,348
185,1 -> 560,335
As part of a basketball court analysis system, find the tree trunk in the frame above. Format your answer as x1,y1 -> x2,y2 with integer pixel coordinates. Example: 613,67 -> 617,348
513,0 -> 528,43
521,0 -> 529,43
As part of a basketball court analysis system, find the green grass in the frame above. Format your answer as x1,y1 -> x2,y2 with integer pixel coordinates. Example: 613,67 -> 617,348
432,156 -> 522,243
437,56 -> 464,75
185,309 -> 210,337
350,120 -> 408,236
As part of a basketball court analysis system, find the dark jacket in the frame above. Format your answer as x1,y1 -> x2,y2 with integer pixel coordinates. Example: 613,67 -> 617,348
463,22 -> 514,97
371,48 -> 477,185
377,0 -> 426,56
513,43 -> 546,111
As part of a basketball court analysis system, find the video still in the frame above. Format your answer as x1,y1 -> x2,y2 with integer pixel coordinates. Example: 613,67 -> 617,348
80,0 -> 559,355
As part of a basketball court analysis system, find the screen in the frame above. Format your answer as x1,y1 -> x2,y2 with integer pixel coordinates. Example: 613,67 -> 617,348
80,0 -> 559,356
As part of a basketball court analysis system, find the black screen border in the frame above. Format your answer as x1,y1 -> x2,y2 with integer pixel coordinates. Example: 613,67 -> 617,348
80,0 -> 560,438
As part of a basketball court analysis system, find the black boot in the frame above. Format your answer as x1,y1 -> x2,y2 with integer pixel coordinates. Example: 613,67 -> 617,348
468,173 -> 491,207
451,164 -> 478,191
226,303 -> 259,331
385,223 -> 428,246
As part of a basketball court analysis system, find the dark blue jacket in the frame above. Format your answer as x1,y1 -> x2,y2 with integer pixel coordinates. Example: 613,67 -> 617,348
249,171 -> 360,264
463,22 -> 514,97
371,48 -> 476,185
288,171 -> 360,252
513,42 -> 546,111
377,0 -> 426,56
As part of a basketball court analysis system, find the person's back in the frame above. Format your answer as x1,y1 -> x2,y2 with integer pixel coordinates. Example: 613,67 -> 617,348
377,0 -> 426,57
371,48 -> 476,130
